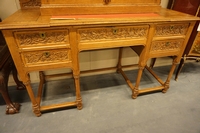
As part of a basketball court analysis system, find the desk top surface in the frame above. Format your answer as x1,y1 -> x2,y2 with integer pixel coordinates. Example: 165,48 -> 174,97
0,8 -> 199,30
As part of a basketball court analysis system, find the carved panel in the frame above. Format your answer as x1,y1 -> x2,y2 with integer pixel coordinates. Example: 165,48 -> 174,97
19,0 -> 41,9
21,49 -> 71,66
155,23 -> 189,36
150,40 -> 184,52
15,30 -> 69,46
190,33 -> 200,54
78,26 -> 149,42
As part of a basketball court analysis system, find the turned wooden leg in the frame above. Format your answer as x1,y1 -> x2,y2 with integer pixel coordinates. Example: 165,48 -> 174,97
22,74 -> 41,117
149,58 -> 157,69
116,47 -> 123,73
162,59 -> 178,93
132,66 -> 145,99
73,74 -> 83,110
12,65 -> 26,90
175,57 -> 185,81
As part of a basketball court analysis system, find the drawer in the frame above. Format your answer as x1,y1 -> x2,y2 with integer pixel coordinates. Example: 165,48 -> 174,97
14,29 -> 69,47
78,25 -> 149,43
150,39 -> 184,54
20,48 -> 71,67
154,23 -> 189,37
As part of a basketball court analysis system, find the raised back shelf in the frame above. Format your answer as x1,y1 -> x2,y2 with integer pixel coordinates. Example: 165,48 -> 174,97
40,0 -> 161,15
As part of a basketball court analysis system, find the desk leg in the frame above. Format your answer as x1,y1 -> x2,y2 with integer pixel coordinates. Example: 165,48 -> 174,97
132,66 -> 145,99
22,74 -> 41,117
116,47 -> 123,73
162,59 -> 177,93
73,74 -> 83,110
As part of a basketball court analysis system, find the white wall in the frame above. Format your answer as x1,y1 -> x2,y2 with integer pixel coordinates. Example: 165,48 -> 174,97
161,0 -> 169,8
0,0 -> 172,85
0,0 -> 20,20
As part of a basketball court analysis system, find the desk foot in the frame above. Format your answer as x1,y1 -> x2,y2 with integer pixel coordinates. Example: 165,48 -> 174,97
162,83 -> 169,93
77,102 -> 83,110
6,102 -> 20,114
132,88 -> 139,99
32,104 -> 41,117
132,95 -> 137,99
76,97 -> 83,110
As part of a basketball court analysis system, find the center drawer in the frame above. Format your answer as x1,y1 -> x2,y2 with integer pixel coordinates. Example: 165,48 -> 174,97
78,25 -> 149,42
78,25 -> 149,50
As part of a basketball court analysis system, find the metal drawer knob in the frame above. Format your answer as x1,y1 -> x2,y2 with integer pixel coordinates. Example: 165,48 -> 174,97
39,32 -> 46,38
170,26 -> 174,30
112,28 -> 118,34
44,52 -> 50,58
165,42 -> 170,46
103,0 -> 111,4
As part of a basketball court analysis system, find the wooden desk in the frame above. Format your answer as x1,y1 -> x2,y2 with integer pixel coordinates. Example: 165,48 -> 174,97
0,0 -> 199,116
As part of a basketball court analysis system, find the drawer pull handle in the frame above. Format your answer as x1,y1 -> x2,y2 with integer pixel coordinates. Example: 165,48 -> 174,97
39,32 -> 46,38
103,0 -> 111,4
44,52 -> 50,58
165,42 -> 170,46
170,26 -> 174,30
112,29 -> 118,34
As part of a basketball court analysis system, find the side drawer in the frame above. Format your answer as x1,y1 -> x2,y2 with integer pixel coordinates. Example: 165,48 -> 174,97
14,29 -> 69,47
150,39 -> 184,56
154,23 -> 189,37
20,48 -> 71,67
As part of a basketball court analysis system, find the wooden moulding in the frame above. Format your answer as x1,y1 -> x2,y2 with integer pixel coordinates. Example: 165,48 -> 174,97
40,5 -> 161,15
40,0 -> 161,5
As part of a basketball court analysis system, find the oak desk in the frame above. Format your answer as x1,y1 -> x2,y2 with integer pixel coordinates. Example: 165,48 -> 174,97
0,7 -> 198,116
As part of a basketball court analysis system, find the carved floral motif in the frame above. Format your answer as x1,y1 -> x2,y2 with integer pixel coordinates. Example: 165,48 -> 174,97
150,40 -> 183,52
20,0 -> 41,8
79,26 -> 148,41
16,30 -> 68,46
22,49 -> 70,65
155,24 -> 189,36
192,39 -> 200,54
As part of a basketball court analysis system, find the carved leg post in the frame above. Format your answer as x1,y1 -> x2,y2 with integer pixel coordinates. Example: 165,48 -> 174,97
162,58 -> 178,93
22,74 -> 41,117
116,47 -> 123,73
132,66 -> 145,99
149,58 -> 157,69
175,56 -> 186,81
73,73 -> 82,110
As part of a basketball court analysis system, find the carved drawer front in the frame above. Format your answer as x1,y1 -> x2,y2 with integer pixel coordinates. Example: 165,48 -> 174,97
189,32 -> 200,56
20,48 -> 71,67
14,29 -> 69,47
78,25 -> 149,43
150,39 -> 184,54
154,23 -> 189,37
